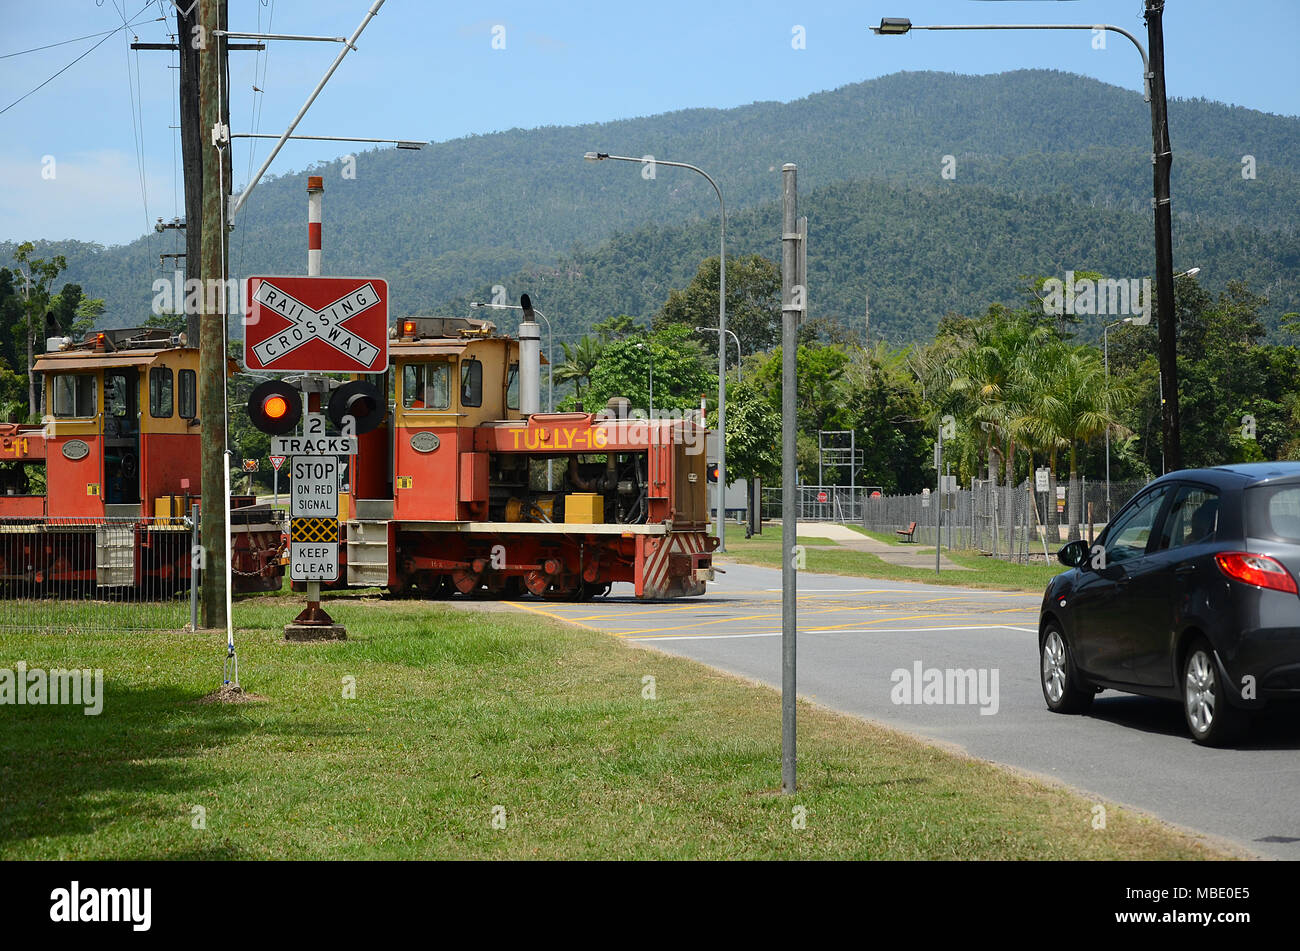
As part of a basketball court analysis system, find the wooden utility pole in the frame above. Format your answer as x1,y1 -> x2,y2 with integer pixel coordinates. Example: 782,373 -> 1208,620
1145,0 -> 1180,471
198,0 -> 230,629
178,1 -> 202,344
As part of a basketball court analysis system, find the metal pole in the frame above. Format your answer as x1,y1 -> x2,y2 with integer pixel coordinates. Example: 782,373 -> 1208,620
582,153 -> 725,551
189,503 -> 200,631
780,164 -> 799,795
1104,323 -> 1111,518
304,176 -> 323,616
935,422 -> 942,576
228,0 -> 388,220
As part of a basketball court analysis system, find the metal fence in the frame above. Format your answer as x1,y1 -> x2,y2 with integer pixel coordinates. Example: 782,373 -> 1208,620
760,478 -> 1149,561
761,485 -> 866,522
0,516 -> 194,633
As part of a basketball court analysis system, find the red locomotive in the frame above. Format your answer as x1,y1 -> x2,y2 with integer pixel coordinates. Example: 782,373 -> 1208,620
0,327 -> 284,593
329,313 -> 719,599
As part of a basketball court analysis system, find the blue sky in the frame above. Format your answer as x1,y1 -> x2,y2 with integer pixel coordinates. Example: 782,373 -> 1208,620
1,0 -> 1296,246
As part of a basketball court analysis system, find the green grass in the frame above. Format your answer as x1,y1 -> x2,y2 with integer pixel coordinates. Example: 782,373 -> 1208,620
0,593 -> 1220,860
727,524 -> 1066,592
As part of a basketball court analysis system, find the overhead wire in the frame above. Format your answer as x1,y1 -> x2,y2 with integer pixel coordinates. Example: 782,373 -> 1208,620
0,4 -> 160,115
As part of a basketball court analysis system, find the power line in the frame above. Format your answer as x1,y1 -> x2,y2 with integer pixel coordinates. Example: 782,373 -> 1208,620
0,3 -> 159,116
0,17 -> 158,60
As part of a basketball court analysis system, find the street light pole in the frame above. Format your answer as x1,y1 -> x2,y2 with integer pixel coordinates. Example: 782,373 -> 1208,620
871,14 -> 1181,471
695,327 -> 742,383
585,151 -> 727,551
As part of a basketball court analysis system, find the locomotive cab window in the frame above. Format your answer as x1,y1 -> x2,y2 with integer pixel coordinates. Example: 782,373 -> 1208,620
506,362 -> 519,411
149,366 -> 174,418
51,373 -> 97,418
402,362 -> 450,410
178,369 -> 196,419
460,358 -> 483,408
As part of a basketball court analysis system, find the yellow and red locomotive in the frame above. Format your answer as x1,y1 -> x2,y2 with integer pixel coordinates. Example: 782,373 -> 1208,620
335,313 -> 718,600
0,327 -> 284,593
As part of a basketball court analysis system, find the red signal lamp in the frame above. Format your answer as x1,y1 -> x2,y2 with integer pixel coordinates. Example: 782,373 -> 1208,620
247,380 -> 302,435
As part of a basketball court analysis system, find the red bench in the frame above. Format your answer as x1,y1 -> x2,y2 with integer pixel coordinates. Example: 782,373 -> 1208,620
895,521 -> 918,543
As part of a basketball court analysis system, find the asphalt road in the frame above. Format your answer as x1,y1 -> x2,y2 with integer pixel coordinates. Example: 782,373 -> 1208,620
511,560 -> 1300,859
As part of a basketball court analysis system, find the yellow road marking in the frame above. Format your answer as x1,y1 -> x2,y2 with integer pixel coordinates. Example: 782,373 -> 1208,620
508,600 -> 606,633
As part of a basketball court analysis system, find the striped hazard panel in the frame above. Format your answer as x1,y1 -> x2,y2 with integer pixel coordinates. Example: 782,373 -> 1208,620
291,517 -> 339,544
641,531 -> 709,597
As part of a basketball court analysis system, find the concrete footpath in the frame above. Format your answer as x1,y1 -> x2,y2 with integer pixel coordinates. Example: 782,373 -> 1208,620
797,521 -> 972,570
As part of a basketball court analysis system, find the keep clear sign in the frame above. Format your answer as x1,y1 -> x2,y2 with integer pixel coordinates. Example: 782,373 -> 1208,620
290,455 -> 339,581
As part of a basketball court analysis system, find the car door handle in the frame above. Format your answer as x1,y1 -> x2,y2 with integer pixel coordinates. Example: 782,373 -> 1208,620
1175,562 -> 1198,575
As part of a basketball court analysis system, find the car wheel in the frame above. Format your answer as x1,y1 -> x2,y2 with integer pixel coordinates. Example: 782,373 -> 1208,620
1040,624 -> 1093,714
1182,639 -> 1247,746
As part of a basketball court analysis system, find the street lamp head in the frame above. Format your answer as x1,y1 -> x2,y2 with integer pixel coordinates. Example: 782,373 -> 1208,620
395,141 -> 425,150
871,17 -> 912,35
1180,267 -> 1201,278
583,151 -> 609,162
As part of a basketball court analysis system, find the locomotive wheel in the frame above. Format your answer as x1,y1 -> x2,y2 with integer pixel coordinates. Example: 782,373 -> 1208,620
451,569 -> 481,595
421,572 -> 453,599
524,570 -> 550,598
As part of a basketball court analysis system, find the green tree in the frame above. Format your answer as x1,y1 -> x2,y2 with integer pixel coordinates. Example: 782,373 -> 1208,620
555,334 -> 604,400
585,324 -> 712,413
717,377 -> 781,488
655,254 -> 781,358
12,243 -> 67,416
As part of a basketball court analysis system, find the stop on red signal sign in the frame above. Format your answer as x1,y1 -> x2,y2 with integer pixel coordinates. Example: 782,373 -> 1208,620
817,491 -> 828,503
244,275 -> 389,373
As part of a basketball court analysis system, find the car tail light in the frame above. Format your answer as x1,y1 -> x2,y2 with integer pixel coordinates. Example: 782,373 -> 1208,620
1215,551 -> 1298,594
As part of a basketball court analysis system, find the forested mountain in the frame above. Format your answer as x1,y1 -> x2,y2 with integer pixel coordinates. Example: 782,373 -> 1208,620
6,69 -> 1297,342
458,178 -> 1300,344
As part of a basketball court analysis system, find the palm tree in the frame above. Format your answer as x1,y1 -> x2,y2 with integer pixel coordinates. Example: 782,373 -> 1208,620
944,311 -> 1052,552
555,335 -> 604,400
1041,347 -> 1129,541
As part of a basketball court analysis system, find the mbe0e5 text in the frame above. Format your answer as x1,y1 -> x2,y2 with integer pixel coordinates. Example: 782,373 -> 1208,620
1128,888 -> 1250,902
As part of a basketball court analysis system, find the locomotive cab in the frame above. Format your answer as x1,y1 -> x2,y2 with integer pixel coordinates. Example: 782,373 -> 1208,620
33,328 -> 200,518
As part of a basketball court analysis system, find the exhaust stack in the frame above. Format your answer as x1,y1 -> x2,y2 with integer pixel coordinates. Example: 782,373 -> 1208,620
518,293 -> 541,416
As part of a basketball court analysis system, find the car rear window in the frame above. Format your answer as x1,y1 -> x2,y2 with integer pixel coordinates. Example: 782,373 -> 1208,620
1246,485 -> 1300,542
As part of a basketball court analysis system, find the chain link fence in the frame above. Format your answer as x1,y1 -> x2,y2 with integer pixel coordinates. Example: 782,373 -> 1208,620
759,478 -> 1149,561
0,516 -> 194,633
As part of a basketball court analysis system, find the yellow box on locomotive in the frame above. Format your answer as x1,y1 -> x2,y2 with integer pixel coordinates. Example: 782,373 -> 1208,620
564,492 -> 604,524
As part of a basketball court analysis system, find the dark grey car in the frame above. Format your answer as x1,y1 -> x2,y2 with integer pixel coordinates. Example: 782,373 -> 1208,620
1039,463 -> 1300,745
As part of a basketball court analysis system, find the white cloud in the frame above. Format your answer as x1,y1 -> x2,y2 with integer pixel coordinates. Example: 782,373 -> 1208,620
0,149 -> 173,247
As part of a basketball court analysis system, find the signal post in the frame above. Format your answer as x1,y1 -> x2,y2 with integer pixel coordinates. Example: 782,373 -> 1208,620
244,177 -> 389,640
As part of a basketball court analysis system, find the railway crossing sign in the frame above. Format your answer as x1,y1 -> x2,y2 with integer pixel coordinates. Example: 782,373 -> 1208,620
244,275 -> 389,373
290,455 -> 339,581
242,459 -> 259,472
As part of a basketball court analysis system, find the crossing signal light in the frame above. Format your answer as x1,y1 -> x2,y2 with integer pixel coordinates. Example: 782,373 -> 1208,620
327,380 -> 386,435
706,463 -> 719,483
248,380 -> 302,435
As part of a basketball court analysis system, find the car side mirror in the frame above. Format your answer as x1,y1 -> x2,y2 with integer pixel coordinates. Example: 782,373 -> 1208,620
1058,539 -> 1090,569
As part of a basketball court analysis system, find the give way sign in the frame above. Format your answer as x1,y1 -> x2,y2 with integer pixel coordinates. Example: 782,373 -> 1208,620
244,275 -> 389,373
